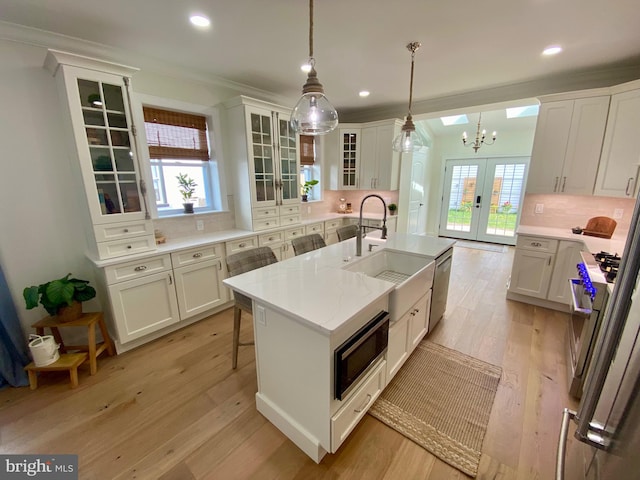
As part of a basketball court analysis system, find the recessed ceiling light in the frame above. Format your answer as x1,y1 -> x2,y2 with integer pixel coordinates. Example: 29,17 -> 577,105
300,63 -> 312,73
542,45 -> 562,56
359,91 -> 370,97
190,15 -> 211,27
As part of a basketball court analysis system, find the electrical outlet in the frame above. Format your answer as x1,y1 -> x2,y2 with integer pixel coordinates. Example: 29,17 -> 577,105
614,208 -> 624,219
196,220 -> 204,231
535,203 -> 544,214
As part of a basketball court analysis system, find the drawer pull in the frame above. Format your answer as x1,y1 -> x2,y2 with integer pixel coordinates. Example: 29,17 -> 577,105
127,245 -> 132,249
269,237 -> 274,241
531,242 -> 542,247
123,228 -> 129,233
134,265 -> 147,271
354,394 -> 372,413
192,252 -> 203,258
239,243 -> 246,248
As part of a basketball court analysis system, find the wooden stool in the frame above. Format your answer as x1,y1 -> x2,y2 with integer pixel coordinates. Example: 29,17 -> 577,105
24,353 -> 88,389
32,312 -> 115,375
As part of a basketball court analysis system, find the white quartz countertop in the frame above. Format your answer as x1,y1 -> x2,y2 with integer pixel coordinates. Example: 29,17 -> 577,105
516,225 -> 627,255
223,233 -> 455,336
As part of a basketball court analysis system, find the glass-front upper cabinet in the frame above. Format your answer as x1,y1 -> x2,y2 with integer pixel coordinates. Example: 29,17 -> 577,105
277,114 -> 299,203
78,79 -> 143,218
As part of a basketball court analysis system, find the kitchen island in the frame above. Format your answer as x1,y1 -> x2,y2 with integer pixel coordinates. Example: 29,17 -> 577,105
223,233 -> 455,462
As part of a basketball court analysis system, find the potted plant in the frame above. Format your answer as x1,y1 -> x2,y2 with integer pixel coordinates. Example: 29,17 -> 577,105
301,179 -> 319,202
388,203 -> 398,216
23,273 -> 96,322
176,173 -> 197,213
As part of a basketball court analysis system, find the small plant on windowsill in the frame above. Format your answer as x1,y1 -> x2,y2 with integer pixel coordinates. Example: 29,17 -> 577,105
388,203 -> 397,216
301,179 -> 319,202
177,173 -> 197,214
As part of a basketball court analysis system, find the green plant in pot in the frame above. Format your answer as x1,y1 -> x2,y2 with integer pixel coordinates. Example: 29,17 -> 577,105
176,173 -> 197,213
23,273 -> 96,322
301,179 -> 319,202
388,203 -> 398,215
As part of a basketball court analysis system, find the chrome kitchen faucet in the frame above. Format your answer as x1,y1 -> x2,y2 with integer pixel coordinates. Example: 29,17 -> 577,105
356,194 -> 387,256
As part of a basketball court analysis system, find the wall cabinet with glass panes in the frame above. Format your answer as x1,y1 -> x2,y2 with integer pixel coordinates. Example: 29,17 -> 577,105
224,96 -> 301,231
44,50 -> 155,260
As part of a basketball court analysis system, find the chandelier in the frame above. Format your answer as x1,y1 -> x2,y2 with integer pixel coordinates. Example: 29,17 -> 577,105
462,112 -> 496,152
290,0 -> 338,135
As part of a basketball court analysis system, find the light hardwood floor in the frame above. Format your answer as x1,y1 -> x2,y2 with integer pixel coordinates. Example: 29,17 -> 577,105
0,243 -> 579,479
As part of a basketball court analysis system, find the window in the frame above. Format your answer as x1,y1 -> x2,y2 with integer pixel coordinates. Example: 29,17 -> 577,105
299,135 -> 322,201
143,106 -> 221,215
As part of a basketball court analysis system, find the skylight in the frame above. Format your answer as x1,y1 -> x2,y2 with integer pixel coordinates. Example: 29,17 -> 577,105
440,115 -> 468,126
506,105 -> 539,119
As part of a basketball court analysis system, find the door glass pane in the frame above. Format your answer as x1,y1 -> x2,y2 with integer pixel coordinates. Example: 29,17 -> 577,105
119,174 -> 141,213
90,147 -> 113,171
113,149 -> 135,172
446,165 -> 478,232
103,84 -> 125,112
77,80 -> 102,108
485,163 -> 526,237
95,175 -> 121,214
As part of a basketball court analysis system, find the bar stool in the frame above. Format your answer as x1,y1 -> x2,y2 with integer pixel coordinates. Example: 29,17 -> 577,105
226,246 -> 278,369
336,224 -> 358,242
291,233 -> 326,255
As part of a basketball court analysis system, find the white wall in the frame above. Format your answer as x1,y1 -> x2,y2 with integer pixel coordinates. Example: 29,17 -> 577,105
420,126 -> 536,235
0,36 -> 262,338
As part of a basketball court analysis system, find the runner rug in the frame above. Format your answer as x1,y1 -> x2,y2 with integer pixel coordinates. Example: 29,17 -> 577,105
368,340 -> 502,477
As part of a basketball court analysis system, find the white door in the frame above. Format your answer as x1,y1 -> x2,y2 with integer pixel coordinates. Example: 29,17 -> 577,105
439,157 -> 528,245
407,148 -> 428,234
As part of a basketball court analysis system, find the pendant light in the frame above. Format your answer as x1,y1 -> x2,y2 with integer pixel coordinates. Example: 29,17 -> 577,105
392,42 -> 424,153
291,0 -> 338,135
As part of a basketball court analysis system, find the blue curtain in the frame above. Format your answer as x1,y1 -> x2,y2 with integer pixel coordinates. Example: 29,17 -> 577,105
0,263 -> 29,388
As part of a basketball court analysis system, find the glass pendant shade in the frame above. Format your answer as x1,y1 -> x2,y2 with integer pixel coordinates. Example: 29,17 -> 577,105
291,92 -> 338,135
392,128 -> 424,153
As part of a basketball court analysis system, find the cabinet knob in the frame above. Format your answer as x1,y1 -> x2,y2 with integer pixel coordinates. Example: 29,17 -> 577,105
123,228 -> 129,233
134,265 -> 147,271
239,243 -> 246,248
192,252 -> 202,258
127,245 -> 132,249
268,237 -> 274,241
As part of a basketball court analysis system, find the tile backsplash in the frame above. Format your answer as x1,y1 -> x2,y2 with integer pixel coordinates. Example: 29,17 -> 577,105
302,190 -> 400,219
520,194 -> 635,236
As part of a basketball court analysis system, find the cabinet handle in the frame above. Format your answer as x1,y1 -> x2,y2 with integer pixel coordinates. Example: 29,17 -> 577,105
134,265 -> 147,271
123,228 -> 129,233
127,245 -> 132,249
239,243 -> 246,248
217,260 -> 222,270
548,257 -> 552,266
268,237 -> 274,241
192,252 -> 202,258
169,274 -> 173,285
553,176 -> 559,193
561,176 -> 566,192
626,177 -> 634,196
531,242 -> 542,247
354,394 -> 372,413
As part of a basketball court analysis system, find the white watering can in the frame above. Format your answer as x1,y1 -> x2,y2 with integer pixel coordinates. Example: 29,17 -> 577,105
28,334 -> 60,367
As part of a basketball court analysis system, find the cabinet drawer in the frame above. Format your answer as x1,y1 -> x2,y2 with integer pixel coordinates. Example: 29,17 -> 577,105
324,218 -> 343,231
258,231 -> 284,246
280,214 -> 301,226
331,360 -> 386,452
284,226 -> 305,240
104,254 -> 172,284
97,235 -> 156,260
305,222 -> 324,235
252,206 -> 279,219
280,205 -> 300,216
516,235 -> 558,253
253,217 -> 280,231
93,220 -> 153,242
225,236 -> 258,256
171,244 -> 224,267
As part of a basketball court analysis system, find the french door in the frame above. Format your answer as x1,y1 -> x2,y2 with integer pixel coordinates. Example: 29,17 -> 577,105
439,157 -> 529,245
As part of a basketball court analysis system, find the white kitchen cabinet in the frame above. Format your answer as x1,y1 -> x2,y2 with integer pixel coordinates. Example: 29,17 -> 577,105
305,222 -> 325,236
224,96 -> 301,231
324,126 -> 361,190
225,236 -> 258,256
508,236 -> 558,299
359,120 -> 403,191
547,241 -> 584,305
594,84 -> 640,198
258,230 -> 285,261
527,95 -> 610,195
105,255 -> 180,344
44,50 -> 155,260
408,292 -> 430,350
324,218 -> 344,245
282,226 -> 305,260
171,244 -> 228,320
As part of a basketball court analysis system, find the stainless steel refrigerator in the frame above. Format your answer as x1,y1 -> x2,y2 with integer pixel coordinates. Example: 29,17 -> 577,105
557,191 -> 640,480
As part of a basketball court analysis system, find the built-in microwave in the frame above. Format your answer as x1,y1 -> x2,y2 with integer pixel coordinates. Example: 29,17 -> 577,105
334,310 -> 389,400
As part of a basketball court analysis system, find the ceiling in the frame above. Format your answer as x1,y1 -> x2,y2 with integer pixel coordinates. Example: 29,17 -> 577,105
2,0 -> 640,130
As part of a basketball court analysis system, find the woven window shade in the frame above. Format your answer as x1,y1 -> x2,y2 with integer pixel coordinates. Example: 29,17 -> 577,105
143,107 -> 210,160
300,135 -> 315,165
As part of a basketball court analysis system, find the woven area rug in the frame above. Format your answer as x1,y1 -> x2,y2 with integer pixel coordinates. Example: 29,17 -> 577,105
368,341 -> 502,478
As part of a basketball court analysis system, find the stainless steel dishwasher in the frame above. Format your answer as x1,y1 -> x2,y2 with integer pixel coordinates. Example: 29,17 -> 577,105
429,247 -> 453,331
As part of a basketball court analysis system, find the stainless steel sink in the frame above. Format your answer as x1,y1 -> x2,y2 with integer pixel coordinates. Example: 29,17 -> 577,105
343,249 -> 435,320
